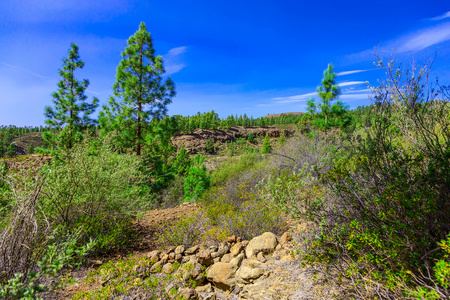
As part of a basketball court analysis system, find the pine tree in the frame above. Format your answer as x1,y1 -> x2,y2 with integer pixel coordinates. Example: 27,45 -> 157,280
261,133 -> 272,154
317,64 -> 341,130
44,43 -> 99,149
100,22 -> 176,155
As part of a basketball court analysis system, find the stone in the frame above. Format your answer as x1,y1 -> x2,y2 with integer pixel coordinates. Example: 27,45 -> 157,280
197,249 -> 214,266
150,261 -> 163,273
280,255 -> 292,263
185,245 -> 200,255
195,283 -> 212,293
175,245 -> 186,255
160,254 -> 169,264
175,254 -> 183,262
236,237 -> 242,242
242,240 -> 249,247
211,251 -> 219,259
162,262 -> 174,274
227,235 -> 236,243
147,250 -> 161,259
257,252 -> 266,263
217,244 -> 229,256
245,232 -> 278,259
230,242 -> 243,257
275,244 -> 282,251
209,245 -> 218,252
168,252 -> 176,262
221,253 -> 232,263
182,262 -> 205,285
236,259 -> 266,285
178,287 -> 197,299
206,253 -> 244,291
213,257 -> 221,263
202,293 -> 216,300
280,232 -> 292,245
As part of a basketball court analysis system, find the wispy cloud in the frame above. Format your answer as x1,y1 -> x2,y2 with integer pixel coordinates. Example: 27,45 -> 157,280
337,69 -> 370,76
163,46 -> 187,75
397,22 -> 450,52
273,91 -> 317,103
346,20 -> 450,63
431,11 -> 450,21
0,62 -> 52,81
338,81 -> 367,87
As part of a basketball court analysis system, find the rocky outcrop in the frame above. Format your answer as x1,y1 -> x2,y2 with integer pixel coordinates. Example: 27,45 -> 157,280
144,231 -> 300,299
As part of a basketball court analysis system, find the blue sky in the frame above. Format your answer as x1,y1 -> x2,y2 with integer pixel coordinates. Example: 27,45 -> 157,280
1,1 -> 450,126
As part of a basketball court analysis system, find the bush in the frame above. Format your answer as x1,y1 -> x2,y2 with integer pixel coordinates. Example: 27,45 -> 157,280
205,138 -> 215,154
261,133 -> 272,154
301,57 -> 450,297
184,155 -> 210,202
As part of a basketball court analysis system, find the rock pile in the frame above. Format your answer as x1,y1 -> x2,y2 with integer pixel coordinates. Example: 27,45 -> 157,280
147,231 -> 294,299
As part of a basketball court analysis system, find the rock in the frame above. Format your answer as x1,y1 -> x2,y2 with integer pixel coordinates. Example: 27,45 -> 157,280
206,253 -> 244,291
242,240 -> 249,247
147,250 -> 161,259
230,242 -> 243,257
213,257 -> 221,263
197,249 -> 214,266
280,255 -> 292,263
211,251 -> 219,259
175,254 -> 183,262
162,263 -> 174,274
168,252 -> 176,262
245,232 -> 278,259
209,245 -> 218,252
178,287 -> 197,299
185,245 -> 200,255
150,261 -> 163,273
202,293 -> 216,300
257,252 -> 266,263
221,253 -> 232,263
195,283 -> 212,293
160,254 -> 169,264
280,232 -> 292,245
217,243 -> 229,256
236,259 -> 266,285
165,246 -> 176,254
236,236 -> 242,242
275,244 -> 282,251
175,245 -> 186,255
227,235 -> 236,243
182,262 -> 205,285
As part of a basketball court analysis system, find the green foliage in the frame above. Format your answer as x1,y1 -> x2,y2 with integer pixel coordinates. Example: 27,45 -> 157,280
44,43 -> 99,150
173,145 -> 191,175
210,152 -> 263,187
39,135 -> 146,250
184,155 -> 210,202
100,22 -> 175,156
0,228 -> 95,299
247,132 -> 254,143
261,133 -> 272,154
157,213 -> 206,248
279,130 -> 286,145
205,138 -> 215,153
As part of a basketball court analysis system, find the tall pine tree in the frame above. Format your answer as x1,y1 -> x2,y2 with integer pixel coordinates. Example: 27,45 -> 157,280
100,22 -> 176,155
44,43 -> 99,149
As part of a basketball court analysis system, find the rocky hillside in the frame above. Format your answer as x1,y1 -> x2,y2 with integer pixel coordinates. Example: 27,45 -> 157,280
172,126 -> 295,154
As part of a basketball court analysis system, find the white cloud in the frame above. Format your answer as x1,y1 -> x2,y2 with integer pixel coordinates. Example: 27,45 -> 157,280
273,91 -> 317,103
397,22 -> 450,52
431,11 -> 450,21
337,69 -> 369,76
338,81 -> 367,87
163,46 -> 188,75
168,46 -> 187,56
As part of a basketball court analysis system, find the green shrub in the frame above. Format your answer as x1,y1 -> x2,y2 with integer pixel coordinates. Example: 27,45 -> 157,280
247,132 -> 254,143
205,138 -> 215,154
261,133 -> 272,154
184,155 -> 210,202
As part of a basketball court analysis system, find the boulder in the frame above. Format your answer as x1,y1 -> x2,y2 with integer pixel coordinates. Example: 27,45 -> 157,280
175,245 -> 186,255
236,259 -> 266,285
185,245 -> 200,255
162,262 -> 174,274
197,249 -> 214,266
206,253 -> 244,291
221,253 -> 233,263
280,232 -> 292,246
245,232 -> 278,258
182,262 -> 205,285
230,242 -> 243,257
